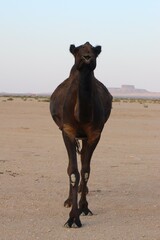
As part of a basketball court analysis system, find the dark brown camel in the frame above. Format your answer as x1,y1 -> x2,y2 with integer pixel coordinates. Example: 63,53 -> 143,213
50,42 -> 112,228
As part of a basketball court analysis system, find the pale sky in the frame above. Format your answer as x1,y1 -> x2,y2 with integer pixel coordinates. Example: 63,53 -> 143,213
0,0 -> 160,93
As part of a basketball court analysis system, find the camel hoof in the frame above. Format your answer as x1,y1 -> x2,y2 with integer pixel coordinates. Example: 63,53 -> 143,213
64,198 -> 72,208
88,211 -> 93,216
64,218 -> 82,228
80,208 -> 93,216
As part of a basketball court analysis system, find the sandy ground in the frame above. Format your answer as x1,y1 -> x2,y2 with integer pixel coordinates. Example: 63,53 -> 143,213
0,97 -> 160,240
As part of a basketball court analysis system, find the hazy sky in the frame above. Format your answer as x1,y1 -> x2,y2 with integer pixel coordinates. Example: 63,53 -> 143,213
0,0 -> 160,93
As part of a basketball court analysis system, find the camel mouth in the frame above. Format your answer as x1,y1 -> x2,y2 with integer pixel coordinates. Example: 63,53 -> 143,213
82,55 -> 91,62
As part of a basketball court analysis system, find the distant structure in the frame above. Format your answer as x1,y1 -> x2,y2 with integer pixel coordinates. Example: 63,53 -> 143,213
109,85 -> 148,94
120,85 -> 148,93
108,85 -> 160,98
121,85 -> 135,92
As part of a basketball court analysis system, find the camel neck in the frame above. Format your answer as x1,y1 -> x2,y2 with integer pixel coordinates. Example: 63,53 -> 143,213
79,70 -> 93,92
76,69 -> 95,123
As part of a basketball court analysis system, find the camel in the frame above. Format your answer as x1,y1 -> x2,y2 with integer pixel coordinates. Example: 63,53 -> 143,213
50,42 -> 112,228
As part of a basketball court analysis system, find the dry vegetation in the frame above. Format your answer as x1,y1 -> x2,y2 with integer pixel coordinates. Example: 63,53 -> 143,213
1,95 -> 160,104
0,95 -> 50,103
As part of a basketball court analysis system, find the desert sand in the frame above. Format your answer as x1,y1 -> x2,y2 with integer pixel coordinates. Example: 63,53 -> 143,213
0,97 -> 160,240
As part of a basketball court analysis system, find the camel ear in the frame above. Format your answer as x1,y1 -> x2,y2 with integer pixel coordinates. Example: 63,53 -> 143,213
94,45 -> 101,56
70,44 -> 76,54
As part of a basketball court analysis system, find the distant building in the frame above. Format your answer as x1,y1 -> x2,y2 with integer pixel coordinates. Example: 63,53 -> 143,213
108,84 -> 154,98
121,85 -> 135,91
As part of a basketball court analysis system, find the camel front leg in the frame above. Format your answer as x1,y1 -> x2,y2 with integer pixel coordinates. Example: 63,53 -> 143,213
62,131 -> 82,228
79,137 -> 100,216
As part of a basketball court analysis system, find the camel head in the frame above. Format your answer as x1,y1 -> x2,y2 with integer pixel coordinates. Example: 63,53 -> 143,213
69,42 -> 101,71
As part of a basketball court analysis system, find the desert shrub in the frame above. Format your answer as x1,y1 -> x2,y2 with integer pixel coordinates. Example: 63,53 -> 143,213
113,98 -> 121,103
7,97 -> 13,101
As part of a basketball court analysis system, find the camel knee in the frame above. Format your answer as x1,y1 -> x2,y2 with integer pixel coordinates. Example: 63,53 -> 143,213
81,170 -> 90,183
70,174 -> 76,186
84,172 -> 89,182
70,171 -> 80,187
